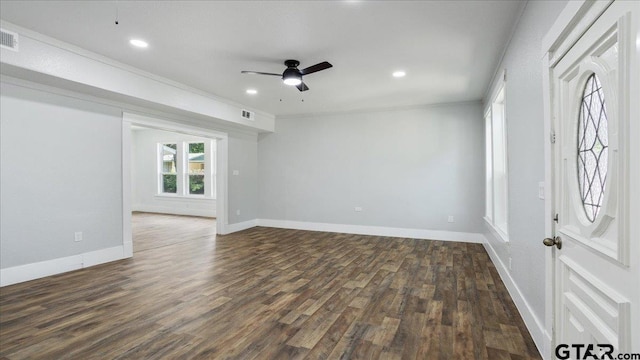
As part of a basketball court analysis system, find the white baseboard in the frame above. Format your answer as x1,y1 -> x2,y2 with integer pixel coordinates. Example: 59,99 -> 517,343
0,245 -> 129,287
83,246 -> 127,267
221,219 -> 257,234
483,239 -> 547,359
220,218 -> 484,243
133,205 -> 215,218
256,219 -> 484,243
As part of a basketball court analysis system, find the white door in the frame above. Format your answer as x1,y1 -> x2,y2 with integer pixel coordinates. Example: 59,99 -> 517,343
545,0 -> 639,358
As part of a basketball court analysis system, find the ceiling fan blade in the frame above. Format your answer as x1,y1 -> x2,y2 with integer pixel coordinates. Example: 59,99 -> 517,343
300,61 -> 332,75
296,82 -> 309,92
241,71 -> 282,76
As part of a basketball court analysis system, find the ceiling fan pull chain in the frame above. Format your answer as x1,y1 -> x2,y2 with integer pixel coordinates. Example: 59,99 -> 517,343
114,0 -> 119,25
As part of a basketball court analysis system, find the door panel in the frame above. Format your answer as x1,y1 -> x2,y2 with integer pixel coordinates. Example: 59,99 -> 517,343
549,1 -> 638,356
554,8 -> 628,265
558,256 -> 630,349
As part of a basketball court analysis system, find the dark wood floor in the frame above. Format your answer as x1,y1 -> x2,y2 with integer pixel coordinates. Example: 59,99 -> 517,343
0,213 -> 541,359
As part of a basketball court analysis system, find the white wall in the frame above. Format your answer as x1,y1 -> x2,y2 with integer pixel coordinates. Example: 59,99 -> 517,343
258,102 -> 484,236
132,128 -> 216,217
0,77 -> 262,284
482,0 -> 568,352
1,82 -> 123,269
228,134 -> 259,224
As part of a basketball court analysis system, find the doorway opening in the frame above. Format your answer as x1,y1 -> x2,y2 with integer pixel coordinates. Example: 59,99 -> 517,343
122,112 -> 229,258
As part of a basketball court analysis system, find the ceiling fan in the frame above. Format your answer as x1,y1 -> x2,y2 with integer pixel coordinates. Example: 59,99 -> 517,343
241,60 -> 333,92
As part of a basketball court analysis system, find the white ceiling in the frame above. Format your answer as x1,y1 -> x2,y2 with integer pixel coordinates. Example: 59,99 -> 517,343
0,1 -> 523,117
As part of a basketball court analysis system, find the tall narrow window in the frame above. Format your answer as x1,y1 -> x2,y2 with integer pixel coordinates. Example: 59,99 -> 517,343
485,111 -> 493,221
485,81 -> 509,240
187,142 -> 205,195
492,87 -> 508,235
161,143 -> 177,194
210,140 -> 217,199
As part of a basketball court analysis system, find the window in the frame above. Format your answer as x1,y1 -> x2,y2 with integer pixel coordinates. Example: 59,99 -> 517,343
187,142 -> 205,195
161,143 -> 177,194
577,73 -> 608,222
485,82 -> 509,239
485,112 -> 493,221
157,140 -> 216,198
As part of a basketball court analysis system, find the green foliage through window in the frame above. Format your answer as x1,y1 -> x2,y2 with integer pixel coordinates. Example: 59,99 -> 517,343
162,174 -> 177,193
189,143 -> 204,153
189,175 -> 205,194
159,141 -> 213,197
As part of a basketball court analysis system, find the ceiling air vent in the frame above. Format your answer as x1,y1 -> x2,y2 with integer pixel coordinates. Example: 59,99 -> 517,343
0,29 -> 19,52
241,109 -> 255,121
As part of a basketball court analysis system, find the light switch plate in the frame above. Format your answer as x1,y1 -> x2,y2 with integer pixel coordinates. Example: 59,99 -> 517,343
538,182 -> 545,200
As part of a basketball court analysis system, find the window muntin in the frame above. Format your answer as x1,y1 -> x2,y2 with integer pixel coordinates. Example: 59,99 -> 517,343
577,73 -> 608,222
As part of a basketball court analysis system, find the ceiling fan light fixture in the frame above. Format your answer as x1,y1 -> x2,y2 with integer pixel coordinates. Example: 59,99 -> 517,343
282,68 -> 302,86
241,59 -> 331,92
283,77 -> 302,86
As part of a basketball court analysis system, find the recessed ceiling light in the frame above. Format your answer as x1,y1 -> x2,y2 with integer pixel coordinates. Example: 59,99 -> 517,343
129,39 -> 149,48
246,89 -> 258,95
393,71 -> 406,78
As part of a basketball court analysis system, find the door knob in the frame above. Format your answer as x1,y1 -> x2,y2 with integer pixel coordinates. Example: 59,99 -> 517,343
543,236 -> 562,250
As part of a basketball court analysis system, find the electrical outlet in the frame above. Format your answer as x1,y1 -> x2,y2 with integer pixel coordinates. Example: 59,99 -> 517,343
354,207 -> 363,212
232,170 -> 240,176
236,210 -> 241,216
74,231 -> 83,242
447,215 -> 454,223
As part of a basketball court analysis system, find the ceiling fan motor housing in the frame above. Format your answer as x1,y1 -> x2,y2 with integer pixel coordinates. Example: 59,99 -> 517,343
283,67 -> 301,79
282,61 -> 302,85
241,59 -> 331,91
284,59 -> 300,68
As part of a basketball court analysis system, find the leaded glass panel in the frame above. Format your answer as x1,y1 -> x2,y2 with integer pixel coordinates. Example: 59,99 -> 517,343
577,74 -> 608,222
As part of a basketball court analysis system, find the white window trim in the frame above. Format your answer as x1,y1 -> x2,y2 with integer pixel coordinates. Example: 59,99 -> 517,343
484,70 -> 509,242
485,110 -> 493,223
185,141 -> 206,197
158,142 -> 181,195
154,194 -> 214,200
484,216 -> 509,244
157,140 -> 216,199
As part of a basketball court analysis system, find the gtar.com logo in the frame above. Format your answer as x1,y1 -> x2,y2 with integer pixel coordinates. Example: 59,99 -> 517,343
555,344 -> 640,360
